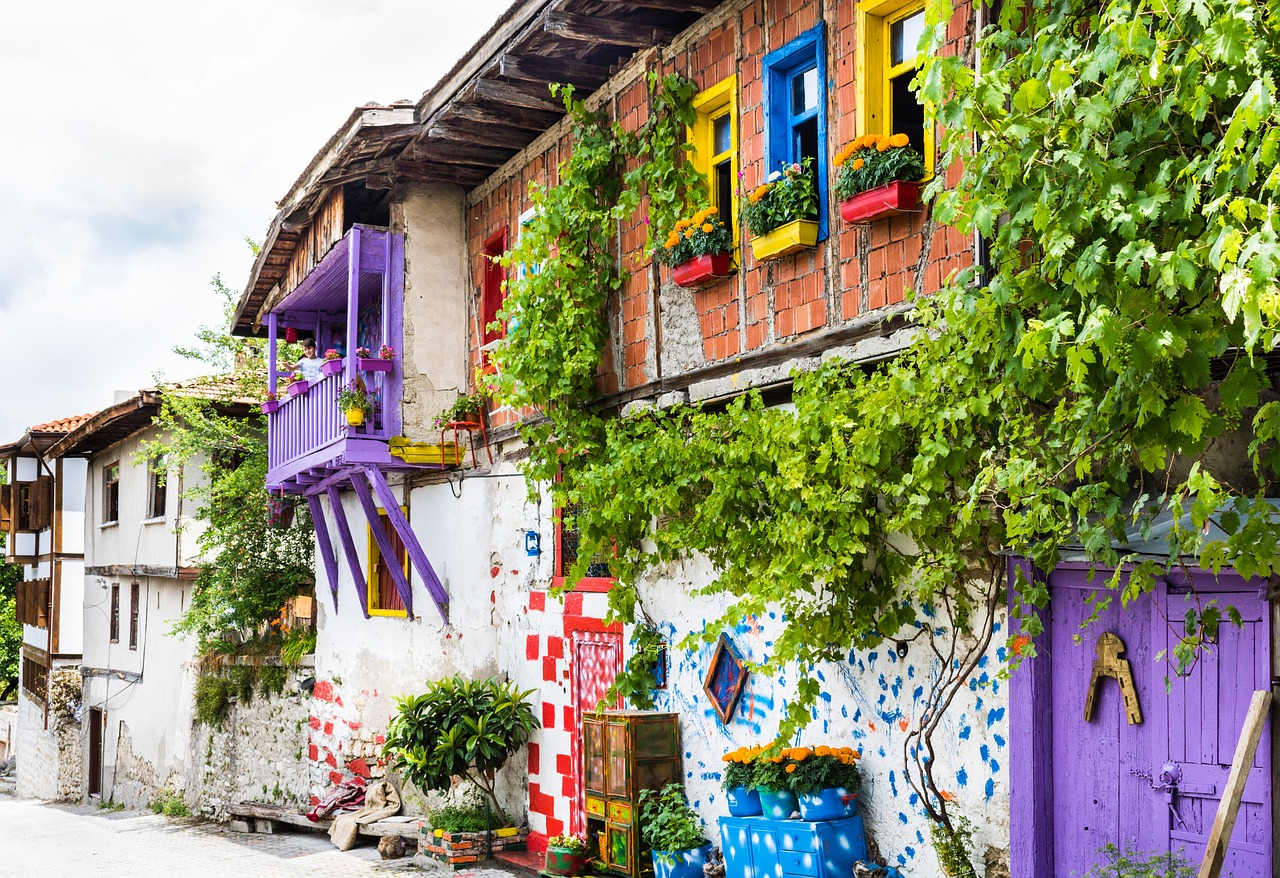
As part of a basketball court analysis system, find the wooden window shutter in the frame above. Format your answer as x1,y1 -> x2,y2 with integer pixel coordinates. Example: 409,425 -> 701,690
0,484 -> 11,531
31,475 -> 53,531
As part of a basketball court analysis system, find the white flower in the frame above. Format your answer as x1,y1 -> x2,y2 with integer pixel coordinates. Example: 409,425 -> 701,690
767,171 -> 782,182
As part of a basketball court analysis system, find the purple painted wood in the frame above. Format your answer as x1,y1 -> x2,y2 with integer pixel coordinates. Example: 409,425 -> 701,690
364,466 -> 448,621
387,230 -> 404,436
268,371 -> 348,473
326,484 -> 369,619
307,493 -> 340,611
1008,559 -> 1054,878
268,312 -> 279,397
348,473 -> 415,620
1017,563 -> 1272,877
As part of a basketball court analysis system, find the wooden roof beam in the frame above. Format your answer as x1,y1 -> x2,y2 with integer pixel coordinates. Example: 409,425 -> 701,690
444,103 -> 560,133
408,143 -> 519,168
425,122 -> 534,150
470,78 -> 566,115
543,12 -> 677,49
498,54 -> 613,87
612,0 -> 718,12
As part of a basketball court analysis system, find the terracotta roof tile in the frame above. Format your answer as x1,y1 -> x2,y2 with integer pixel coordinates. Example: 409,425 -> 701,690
29,413 -> 96,434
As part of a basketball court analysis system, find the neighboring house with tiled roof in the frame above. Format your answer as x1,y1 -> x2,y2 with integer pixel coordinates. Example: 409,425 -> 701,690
1,414 -> 93,801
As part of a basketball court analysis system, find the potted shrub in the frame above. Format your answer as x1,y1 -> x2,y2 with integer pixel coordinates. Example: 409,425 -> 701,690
741,158 -> 819,262
285,372 -> 309,397
336,379 -> 373,427
433,388 -> 490,429
721,746 -> 763,817
544,834 -> 591,876
261,391 -> 279,414
357,345 -> 393,373
638,783 -> 711,878
833,134 -> 926,224
321,348 -> 344,377
383,675 -> 539,826
753,751 -> 798,819
657,207 -> 733,288
787,746 -> 861,821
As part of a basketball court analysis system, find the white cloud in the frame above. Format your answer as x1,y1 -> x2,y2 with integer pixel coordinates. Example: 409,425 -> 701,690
0,0 -> 512,438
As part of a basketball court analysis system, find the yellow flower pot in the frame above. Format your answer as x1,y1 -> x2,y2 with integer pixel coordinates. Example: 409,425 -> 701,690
345,408 -> 365,426
750,219 -> 820,262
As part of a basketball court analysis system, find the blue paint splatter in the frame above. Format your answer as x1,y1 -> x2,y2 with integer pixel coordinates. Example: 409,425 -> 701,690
958,725 -> 971,741
904,847 -> 915,859
993,620 -> 1002,632
888,770 -> 898,796
977,655 -> 989,669
956,768 -> 968,788
984,777 -> 995,800
987,707 -> 1006,728
980,745 -> 990,763
898,813 -> 909,826
996,647 -> 1007,662
907,666 -> 915,679
912,685 -> 923,701
993,734 -> 1006,748
990,759 -> 1001,774
819,691 -> 832,702
897,854 -> 907,866
908,793 -> 919,806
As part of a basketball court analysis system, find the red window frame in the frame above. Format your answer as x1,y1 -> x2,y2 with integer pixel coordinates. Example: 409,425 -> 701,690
553,501 -> 616,593
480,229 -> 508,362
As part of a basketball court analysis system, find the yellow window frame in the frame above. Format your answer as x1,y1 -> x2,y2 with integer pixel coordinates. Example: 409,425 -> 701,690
855,0 -> 934,177
367,505 -> 409,617
688,75 -> 740,251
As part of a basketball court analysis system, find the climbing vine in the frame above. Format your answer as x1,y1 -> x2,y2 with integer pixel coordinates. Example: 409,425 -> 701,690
494,0 -> 1280,848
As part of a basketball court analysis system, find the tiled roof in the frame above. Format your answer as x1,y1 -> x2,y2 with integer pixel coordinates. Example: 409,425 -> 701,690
29,413 -> 95,434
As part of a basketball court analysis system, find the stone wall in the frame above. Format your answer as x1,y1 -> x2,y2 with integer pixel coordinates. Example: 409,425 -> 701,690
14,679 -> 81,801
184,675 -> 312,818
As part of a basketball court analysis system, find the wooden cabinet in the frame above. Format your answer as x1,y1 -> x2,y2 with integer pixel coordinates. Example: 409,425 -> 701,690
719,815 -> 867,878
583,710 -> 682,878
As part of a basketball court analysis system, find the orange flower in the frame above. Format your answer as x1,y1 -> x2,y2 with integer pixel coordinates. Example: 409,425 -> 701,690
685,227 -> 698,239
676,219 -> 690,230
701,223 -> 714,233
876,137 -> 892,152
889,133 -> 910,148
851,159 -> 865,171
1011,634 -> 1032,656
785,764 -> 797,773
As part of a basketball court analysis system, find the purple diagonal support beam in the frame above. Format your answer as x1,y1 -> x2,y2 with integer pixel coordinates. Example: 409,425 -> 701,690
326,485 -> 370,619
363,466 -> 449,623
307,494 -> 341,612
348,473 -> 417,621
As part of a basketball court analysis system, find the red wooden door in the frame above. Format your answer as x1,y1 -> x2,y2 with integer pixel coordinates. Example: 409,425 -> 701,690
569,632 -> 622,834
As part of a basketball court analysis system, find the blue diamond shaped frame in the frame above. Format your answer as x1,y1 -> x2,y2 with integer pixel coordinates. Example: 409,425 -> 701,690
703,633 -> 748,725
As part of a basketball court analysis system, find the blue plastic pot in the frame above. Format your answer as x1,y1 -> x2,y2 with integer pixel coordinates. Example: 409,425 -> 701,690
652,844 -> 713,878
796,787 -> 856,821
756,788 -> 799,819
726,787 -> 763,817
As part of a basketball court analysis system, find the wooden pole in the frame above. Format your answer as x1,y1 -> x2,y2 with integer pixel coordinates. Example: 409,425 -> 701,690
1197,689 -> 1273,878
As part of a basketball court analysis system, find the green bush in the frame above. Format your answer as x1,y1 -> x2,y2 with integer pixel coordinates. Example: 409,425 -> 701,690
384,675 -> 538,823
429,803 -> 490,833
638,783 -> 705,853
228,664 -> 258,706
149,790 -> 190,817
258,664 -> 287,698
280,628 -> 316,668
194,675 -> 233,727
1081,845 -> 1195,878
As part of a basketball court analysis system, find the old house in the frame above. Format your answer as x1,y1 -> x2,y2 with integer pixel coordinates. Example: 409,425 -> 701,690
230,0 -> 1274,875
1,413 -> 92,800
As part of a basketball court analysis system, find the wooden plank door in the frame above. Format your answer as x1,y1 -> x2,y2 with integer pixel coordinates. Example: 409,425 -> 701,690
88,707 -> 104,798
1048,569 -> 1162,877
1156,573 -> 1271,874
569,632 -> 622,835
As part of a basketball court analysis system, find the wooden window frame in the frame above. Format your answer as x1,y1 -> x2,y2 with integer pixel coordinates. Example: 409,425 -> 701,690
689,75 -> 740,252
855,0 -> 934,178
21,652 -> 47,704
367,506 -> 410,618
109,583 -> 120,643
146,458 -> 167,520
103,463 -> 120,525
129,581 -> 140,650
763,24 -> 830,241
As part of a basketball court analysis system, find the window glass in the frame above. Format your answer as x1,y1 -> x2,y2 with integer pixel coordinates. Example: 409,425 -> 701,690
713,115 -> 731,156
714,160 -> 733,228
791,65 -> 819,115
891,10 -> 926,66
892,72 -> 926,154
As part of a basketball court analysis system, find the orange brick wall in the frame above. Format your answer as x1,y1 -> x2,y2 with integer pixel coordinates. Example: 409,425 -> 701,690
466,0 -> 975,407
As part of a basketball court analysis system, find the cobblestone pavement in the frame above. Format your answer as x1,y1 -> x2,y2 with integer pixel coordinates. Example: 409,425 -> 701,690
0,795 -> 527,878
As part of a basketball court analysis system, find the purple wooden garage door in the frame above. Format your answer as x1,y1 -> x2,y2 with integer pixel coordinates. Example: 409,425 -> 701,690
1011,564 -> 1272,877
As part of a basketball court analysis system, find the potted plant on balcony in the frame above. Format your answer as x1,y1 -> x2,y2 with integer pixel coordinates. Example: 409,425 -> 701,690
433,388 -> 489,429
657,207 -> 733,288
638,783 -> 711,878
261,391 -> 279,414
787,746 -> 861,820
356,345 -> 394,373
833,134 -> 926,224
721,747 -> 763,817
544,834 -> 591,876
741,158 -> 819,262
285,372 -> 309,397
321,348 -> 344,377
336,379 -> 373,427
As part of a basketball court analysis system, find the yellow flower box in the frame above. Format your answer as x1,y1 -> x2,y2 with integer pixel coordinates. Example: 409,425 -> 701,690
749,219 -> 819,262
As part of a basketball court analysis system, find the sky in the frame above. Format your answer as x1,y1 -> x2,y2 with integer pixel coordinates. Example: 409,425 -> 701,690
0,0 -> 513,441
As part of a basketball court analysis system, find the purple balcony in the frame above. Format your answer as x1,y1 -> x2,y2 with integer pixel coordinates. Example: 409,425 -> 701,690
262,224 -> 450,624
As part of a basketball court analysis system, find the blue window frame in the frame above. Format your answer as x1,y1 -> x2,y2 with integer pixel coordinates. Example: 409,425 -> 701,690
763,23 -> 829,241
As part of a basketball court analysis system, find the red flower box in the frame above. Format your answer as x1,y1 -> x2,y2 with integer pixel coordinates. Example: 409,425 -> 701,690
839,181 -> 922,224
672,252 -> 732,288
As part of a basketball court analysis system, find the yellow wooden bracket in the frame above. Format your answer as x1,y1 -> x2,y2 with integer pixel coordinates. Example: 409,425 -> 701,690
1083,631 -> 1143,725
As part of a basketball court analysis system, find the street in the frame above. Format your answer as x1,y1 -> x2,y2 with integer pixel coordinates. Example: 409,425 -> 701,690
0,796 -> 514,878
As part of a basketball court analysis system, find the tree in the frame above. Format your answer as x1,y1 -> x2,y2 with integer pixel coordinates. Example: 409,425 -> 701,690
143,274 -> 314,648
0,526 -> 20,701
